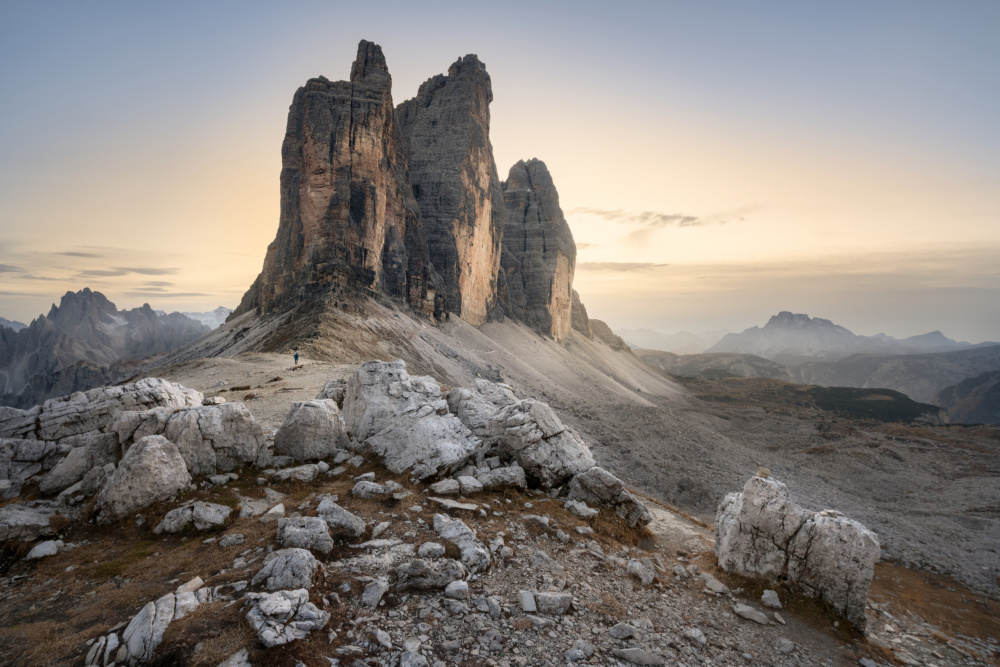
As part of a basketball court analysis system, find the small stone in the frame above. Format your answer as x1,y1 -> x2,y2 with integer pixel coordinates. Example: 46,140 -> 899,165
457,476 -> 483,495
733,603 -> 770,625
219,533 -> 245,548
519,591 -> 536,613
609,622 -> 637,639
762,589 -> 782,609
575,526 -> 594,535
774,612 -> 786,625
260,504 -> 285,523
444,580 -> 469,600
611,648 -> 665,665
354,472 -> 376,483
627,559 -> 655,585
776,637 -> 795,654
361,580 -> 389,608
418,542 -> 446,559
683,627 -> 706,646
25,540 -> 63,560
534,592 -> 572,615
430,479 -> 460,495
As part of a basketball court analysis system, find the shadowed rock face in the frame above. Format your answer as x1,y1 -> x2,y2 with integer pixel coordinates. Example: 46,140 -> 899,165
570,290 -> 593,339
233,41 -> 440,320
500,160 -> 576,339
397,55 -> 504,326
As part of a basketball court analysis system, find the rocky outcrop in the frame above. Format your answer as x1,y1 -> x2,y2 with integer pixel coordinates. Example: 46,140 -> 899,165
499,159 -> 576,339
397,55 -> 504,326
112,402 -> 269,477
0,289 -> 209,408
714,474 -> 880,630
570,290 -> 593,339
567,466 -> 653,528
590,320 -> 630,351
244,589 -> 330,648
273,399 -> 349,461
232,40 -> 440,321
96,435 -> 192,522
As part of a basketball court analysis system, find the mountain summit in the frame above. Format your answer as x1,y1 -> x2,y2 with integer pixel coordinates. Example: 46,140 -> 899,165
229,40 -> 594,344
709,311 -> 979,363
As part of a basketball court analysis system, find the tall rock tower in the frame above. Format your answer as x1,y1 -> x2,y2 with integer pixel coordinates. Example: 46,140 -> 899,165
232,41 -> 439,320
499,159 -> 577,340
397,55 -> 505,326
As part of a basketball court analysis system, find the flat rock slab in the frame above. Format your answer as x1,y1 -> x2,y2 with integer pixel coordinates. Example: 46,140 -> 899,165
427,497 -> 477,511
612,648 -> 667,665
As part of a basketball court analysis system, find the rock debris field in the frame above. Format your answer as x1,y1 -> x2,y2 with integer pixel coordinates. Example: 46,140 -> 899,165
0,359 -> 996,666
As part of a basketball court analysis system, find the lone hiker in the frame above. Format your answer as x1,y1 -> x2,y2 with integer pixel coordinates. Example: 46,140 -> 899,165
293,351 -> 299,365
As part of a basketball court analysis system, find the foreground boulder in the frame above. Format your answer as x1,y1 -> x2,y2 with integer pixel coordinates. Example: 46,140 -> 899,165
244,589 -> 330,647
715,474 -> 880,630
0,378 -> 203,442
251,548 -> 318,591
273,399 -> 349,461
567,466 -> 653,527
112,402 -> 269,476
344,361 -> 484,479
153,502 -> 232,534
0,503 -> 60,542
97,435 -> 191,522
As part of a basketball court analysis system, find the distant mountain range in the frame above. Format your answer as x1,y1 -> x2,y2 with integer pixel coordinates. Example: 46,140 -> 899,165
627,312 -> 1000,424
618,328 -> 730,355
0,288 -> 209,408
0,317 -> 26,332
707,311 -> 993,364
153,306 -> 233,330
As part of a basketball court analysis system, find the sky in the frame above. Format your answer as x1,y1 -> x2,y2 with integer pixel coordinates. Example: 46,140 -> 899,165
1,1 -> 998,342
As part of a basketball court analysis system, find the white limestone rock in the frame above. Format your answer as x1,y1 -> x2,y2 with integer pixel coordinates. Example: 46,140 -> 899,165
0,503 -> 59,542
26,539 -> 64,559
485,399 -> 595,489
476,464 -> 527,491
112,402 -> 268,477
433,513 -> 490,573
0,378 -> 203,443
154,502 -> 231,534
121,592 -> 176,664
445,379 -> 518,438
96,435 -> 191,522
251,548 -> 318,590
316,498 -> 366,538
273,399 -> 349,461
271,464 -> 320,483
715,475 -> 880,630
567,466 -> 653,527
244,589 -> 330,648
277,517 -> 334,555
395,558 -> 467,592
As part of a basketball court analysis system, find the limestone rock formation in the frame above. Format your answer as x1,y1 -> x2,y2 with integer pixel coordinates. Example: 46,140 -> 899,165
232,40 -> 440,321
397,55 -> 505,326
112,402 -> 269,477
251,548 -> 318,591
274,399 -> 349,461
567,466 -> 653,528
714,474 -> 880,630
499,159 -> 576,339
97,435 -> 192,522
244,589 -> 330,648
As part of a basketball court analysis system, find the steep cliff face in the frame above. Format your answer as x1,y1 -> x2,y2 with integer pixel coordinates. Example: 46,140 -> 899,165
500,159 -> 576,340
397,55 -> 504,326
570,289 -> 593,339
233,41 -> 439,320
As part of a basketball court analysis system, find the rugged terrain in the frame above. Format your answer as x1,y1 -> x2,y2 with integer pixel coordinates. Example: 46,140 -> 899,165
0,289 -> 208,408
1,353 -> 996,666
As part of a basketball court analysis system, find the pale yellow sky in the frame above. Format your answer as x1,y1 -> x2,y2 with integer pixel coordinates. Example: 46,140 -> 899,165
2,3 -> 998,342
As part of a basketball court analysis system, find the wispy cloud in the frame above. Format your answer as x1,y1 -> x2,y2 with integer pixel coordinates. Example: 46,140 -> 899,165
142,281 -> 175,287
569,206 -> 755,228
20,274 -> 62,281
55,251 -> 103,258
0,264 -> 24,273
577,262 -> 670,272
122,291 -> 211,298
78,267 -> 179,277
576,242 -> 596,250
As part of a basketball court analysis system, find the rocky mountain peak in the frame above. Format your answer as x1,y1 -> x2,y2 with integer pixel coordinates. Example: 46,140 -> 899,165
499,159 -> 577,339
765,312 -> 843,331
349,39 -> 390,85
